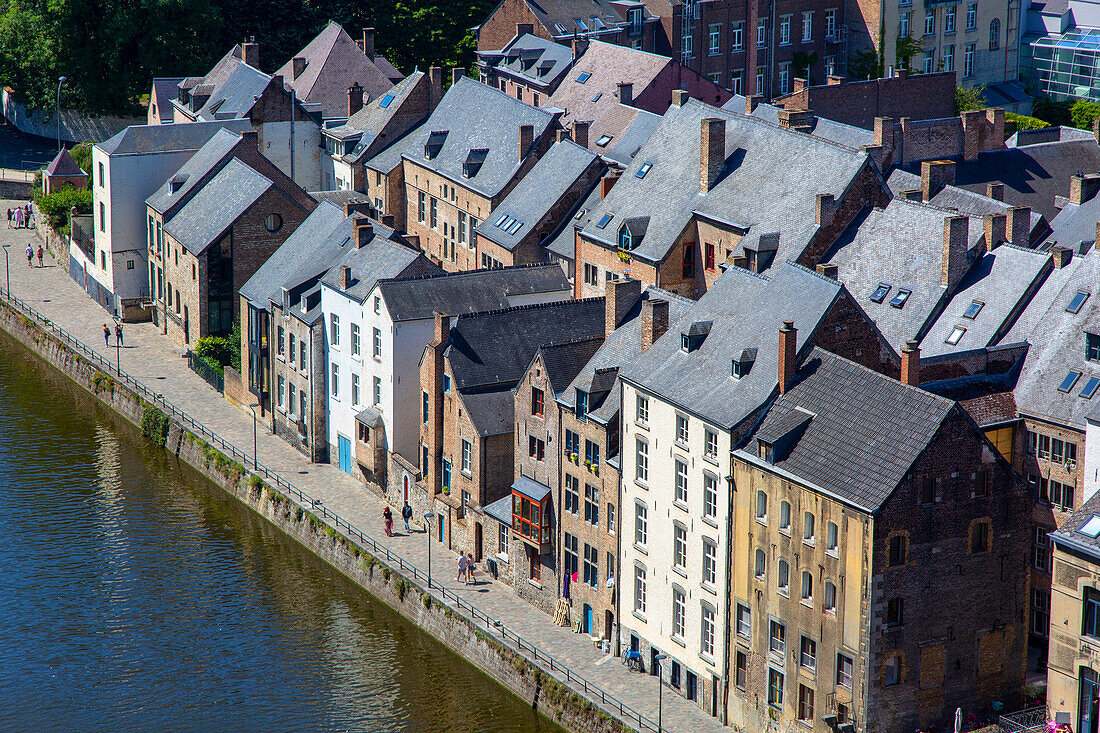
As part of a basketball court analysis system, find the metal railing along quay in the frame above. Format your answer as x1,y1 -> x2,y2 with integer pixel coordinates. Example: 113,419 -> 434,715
0,286 -> 666,733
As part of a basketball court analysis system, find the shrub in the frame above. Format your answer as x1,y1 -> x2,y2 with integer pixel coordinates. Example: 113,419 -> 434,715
1006,112 -> 1050,131
193,335 -> 233,374
33,185 -> 92,232
955,85 -> 987,114
141,404 -> 170,447
1071,100 -> 1100,130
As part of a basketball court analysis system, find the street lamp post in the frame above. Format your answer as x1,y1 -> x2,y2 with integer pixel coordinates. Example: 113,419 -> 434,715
654,653 -> 667,733
115,331 -> 120,373
249,403 -> 260,469
56,77 -> 67,152
424,511 -> 436,588
1,244 -> 9,297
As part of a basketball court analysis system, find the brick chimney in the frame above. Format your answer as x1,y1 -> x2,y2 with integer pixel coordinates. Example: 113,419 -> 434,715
571,36 -> 589,60
792,77 -> 807,93
778,321 -> 796,394
452,67 -> 465,85
340,265 -> 353,289
942,215 -> 970,290
555,128 -> 570,143
900,340 -> 920,387
362,28 -> 376,60
241,39 -> 259,68
826,75 -> 846,85
640,299 -> 669,352
516,22 -> 534,36
921,160 -> 956,201
292,57 -> 306,80
745,94 -> 762,114
344,199 -> 372,218
381,214 -> 396,228
1070,173 -> 1100,205
618,82 -> 633,106
1008,206 -> 1031,248
700,117 -> 726,193
240,129 -> 259,149
672,89 -> 690,107
572,120 -> 590,148
434,311 -> 451,348
986,182 -> 1004,201
519,124 -> 534,162
815,263 -> 838,279
600,171 -> 620,200
429,66 -> 443,107
347,82 -> 364,117
355,220 -> 374,248
605,277 -> 642,336
873,117 -> 895,148
1052,245 -> 1073,268
815,193 -> 836,227
983,212 -> 1007,249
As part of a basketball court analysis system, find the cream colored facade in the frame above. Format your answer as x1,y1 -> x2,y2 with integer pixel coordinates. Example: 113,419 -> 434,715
1048,528 -> 1100,729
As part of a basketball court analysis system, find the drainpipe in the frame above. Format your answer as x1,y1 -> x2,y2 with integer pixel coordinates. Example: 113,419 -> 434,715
289,88 -> 296,185
768,0 -> 777,100
720,432 -> 733,725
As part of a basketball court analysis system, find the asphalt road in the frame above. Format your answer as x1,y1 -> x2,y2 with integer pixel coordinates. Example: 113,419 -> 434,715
0,120 -> 58,170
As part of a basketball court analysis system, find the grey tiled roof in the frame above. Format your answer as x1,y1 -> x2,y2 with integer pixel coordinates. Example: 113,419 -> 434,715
622,261 -> 843,429
1044,195 -> 1100,252
482,34 -> 573,89
887,169 -> 1045,233
276,21 -> 401,120
741,347 -> 954,513
398,77 -> 555,199
521,0 -> 652,38
239,199 -> 354,307
581,99 -> 870,268
1049,488 -> 1100,558
162,158 -> 272,254
96,119 -> 252,155
474,140 -> 601,251
462,389 -> 516,437
823,198 -> 986,352
721,95 -> 875,149
446,297 -> 605,390
484,494 -> 514,525
545,183 -> 603,261
320,231 -> 439,303
920,245 -> 1051,358
146,128 -> 242,214
601,108 -> 661,167
1002,245 -> 1100,428
193,59 -> 271,120
512,474 -> 552,501
45,148 -> 84,176
363,122 -> 421,174
535,336 -> 606,395
151,78 -> 184,116
377,264 -> 570,322
329,72 -> 428,164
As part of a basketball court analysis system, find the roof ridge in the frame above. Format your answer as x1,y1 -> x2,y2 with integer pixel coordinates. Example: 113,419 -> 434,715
808,346 -> 956,408
382,262 -> 558,286
784,258 -> 844,286
459,295 -> 603,321
891,195 -> 984,219
997,241 -> 1050,256
539,333 -> 606,351
697,97 -> 867,155
459,75 -> 553,118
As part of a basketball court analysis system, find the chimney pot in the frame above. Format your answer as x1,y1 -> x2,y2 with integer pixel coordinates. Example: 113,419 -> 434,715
340,265 -> 352,289
572,120 -> 590,148
640,299 -> 669,352
699,117 -> 726,193
778,321 -> 797,394
900,339 -> 921,386
361,28 -> 375,60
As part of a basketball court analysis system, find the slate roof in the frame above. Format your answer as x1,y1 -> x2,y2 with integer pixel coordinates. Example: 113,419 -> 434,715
512,474 -> 552,501
277,21 -> 401,120
239,199 -> 354,307
534,336 -> 606,395
622,261 -> 843,429
162,158 -> 272,254
740,347 -> 955,513
377,263 -> 570,322
187,49 -> 271,120
462,390 -> 517,437
481,34 -> 573,90
363,122 -> 421,174
146,128 -> 243,214
823,198 -> 986,352
45,147 -> 84,177
920,140 -> 1100,221
446,297 -> 605,390
151,77 -> 184,118
1003,245 -> 1100,428
399,77 -> 555,199
721,95 -> 875,149
1044,194 -> 1100,252
920,244 -> 1052,358
327,72 -> 429,164
519,0 -> 652,40
601,108 -> 661,167
97,119 -> 252,155
474,140 -> 601,251
887,169 -> 1046,234
545,183 -> 603,261
581,98 -> 872,268
484,494 -> 514,525
320,230 -> 439,303
1051,490 -> 1100,559
959,391 -> 1019,427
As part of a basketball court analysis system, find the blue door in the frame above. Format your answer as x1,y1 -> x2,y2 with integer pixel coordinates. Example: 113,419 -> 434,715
584,604 -> 593,635
338,435 -> 352,474
437,514 -> 444,542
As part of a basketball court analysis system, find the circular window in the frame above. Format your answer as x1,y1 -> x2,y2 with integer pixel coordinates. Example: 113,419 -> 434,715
264,213 -> 283,232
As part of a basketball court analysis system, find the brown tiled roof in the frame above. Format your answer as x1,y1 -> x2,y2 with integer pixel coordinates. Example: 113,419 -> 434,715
959,391 -> 1018,426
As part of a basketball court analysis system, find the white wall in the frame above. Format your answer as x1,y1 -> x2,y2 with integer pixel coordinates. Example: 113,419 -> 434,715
619,381 -> 730,689
1084,417 -> 1100,506
260,120 -> 322,192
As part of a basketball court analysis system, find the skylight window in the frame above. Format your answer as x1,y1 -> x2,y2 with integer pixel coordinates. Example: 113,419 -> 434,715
595,134 -> 613,147
577,71 -> 592,84
592,93 -> 603,103
592,16 -> 606,29
574,208 -> 587,220
870,283 -> 891,303
596,214 -> 613,228
554,23 -> 568,34
636,162 -> 653,179
496,216 -> 515,229
1082,516 -> 1100,538
889,289 -> 911,309
1082,376 -> 1100,399
507,219 -> 523,235
575,18 -> 588,30
1059,370 -> 1083,392
946,325 -> 966,346
963,300 -> 984,319
379,93 -> 395,108
1067,290 -> 1090,314
494,213 -> 508,226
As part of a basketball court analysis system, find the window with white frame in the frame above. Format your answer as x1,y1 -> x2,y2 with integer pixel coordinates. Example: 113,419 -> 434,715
352,374 -> 360,405
676,414 -> 689,444
703,473 -> 717,520
801,570 -> 813,602
780,500 -> 791,532
780,14 -> 791,44
704,428 -> 718,459
944,44 -> 955,71
825,8 -> 836,38
756,490 -> 768,521
636,394 -> 649,424
923,49 -> 935,73
674,524 -> 687,570
755,548 -> 767,579
801,11 -> 813,41
675,459 -> 689,504
778,558 -> 789,594
779,62 -> 791,93
736,604 -> 751,638
827,521 -> 839,553
330,313 -> 340,346
945,5 -> 956,32
350,323 -> 360,356
672,588 -> 686,638
636,438 -> 648,481
709,23 -> 721,54
966,2 -> 976,30
803,512 -> 816,543
924,9 -> 935,35
758,18 -> 767,46
635,502 -> 648,546
824,580 -> 837,611
634,565 -> 647,614
701,605 -> 715,656
900,11 -> 910,37
703,539 -> 717,586
731,21 -> 744,49
331,363 -> 339,397
964,43 -> 974,76
461,439 -> 472,473
373,376 -> 381,406
373,327 -> 381,358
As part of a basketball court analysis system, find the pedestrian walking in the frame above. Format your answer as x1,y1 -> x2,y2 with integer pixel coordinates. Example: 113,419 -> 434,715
15,208 -> 24,229
466,553 -> 476,585
401,501 -> 412,532
114,322 -> 123,347
6,208 -> 11,228
102,323 -> 110,347
457,554 -> 467,584
25,245 -> 32,266
36,245 -> 43,267
382,506 -> 393,537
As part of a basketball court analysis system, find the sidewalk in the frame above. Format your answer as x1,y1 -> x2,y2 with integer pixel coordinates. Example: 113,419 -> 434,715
0,206 -> 724,733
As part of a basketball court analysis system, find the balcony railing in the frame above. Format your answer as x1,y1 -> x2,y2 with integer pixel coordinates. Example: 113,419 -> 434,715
999,705 -> 1051,733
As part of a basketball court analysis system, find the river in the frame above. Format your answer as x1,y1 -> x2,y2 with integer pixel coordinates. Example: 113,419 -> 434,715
0,333 -> 558,732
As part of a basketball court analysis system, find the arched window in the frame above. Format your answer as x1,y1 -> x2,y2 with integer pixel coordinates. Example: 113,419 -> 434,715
989,18 -> 1000,50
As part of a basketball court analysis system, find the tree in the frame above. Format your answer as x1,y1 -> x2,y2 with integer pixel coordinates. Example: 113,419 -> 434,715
848,50 -> 880,81
1070,100 -> 1100,130
955,85 -> 987,113
791,51 -> 820,86
69,141 -> 93,173
895,35 -> 923,72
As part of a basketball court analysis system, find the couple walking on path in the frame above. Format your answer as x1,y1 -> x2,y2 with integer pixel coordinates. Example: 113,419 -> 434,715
457,553 -> 477,585
102,322 -> 124,347
382,501 -> 415,536
24,244 -> 42,267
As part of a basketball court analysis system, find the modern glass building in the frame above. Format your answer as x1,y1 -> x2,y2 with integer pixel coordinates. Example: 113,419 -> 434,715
1032,27 -> 1100,101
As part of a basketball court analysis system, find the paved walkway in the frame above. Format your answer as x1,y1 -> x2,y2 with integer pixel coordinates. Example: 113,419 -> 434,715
0,206 -> 723,733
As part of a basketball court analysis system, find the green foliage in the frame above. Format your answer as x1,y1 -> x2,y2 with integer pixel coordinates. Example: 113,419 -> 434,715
1006,111 -> 1050,131
955,85 -> 987,114
791,51 -> 819,85
33,185 -> 91,232
194,335 -> 232,374
895,36 -> 923,72
69,141 -> 93,173
228,317 -> 241,372
1071,100 -> 1100,130
141,404 -> 170,446
1033,97 -> 1073,127
91,371 -> 114,393
847,50 -> 880,81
